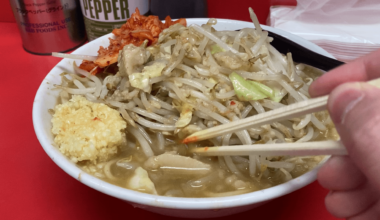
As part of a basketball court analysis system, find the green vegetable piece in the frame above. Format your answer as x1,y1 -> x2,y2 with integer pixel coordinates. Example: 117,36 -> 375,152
229,72 -> 276,101
250,81 -> 274,97
270,88 -> 284,102
211,44 -> 225,54
130,62 -> 166,92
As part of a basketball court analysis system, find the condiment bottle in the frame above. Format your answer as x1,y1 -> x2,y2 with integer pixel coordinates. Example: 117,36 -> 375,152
79,0 -> 150,41
9,0 -> 87,55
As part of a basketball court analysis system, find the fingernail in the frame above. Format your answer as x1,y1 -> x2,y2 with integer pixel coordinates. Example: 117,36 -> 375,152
328,83 -> 365,125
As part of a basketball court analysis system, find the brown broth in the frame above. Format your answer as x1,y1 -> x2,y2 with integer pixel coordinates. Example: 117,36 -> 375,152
80,130 -> 327,198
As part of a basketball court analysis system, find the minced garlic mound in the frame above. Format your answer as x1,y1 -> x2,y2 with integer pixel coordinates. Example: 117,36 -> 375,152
51,95 -> 127,163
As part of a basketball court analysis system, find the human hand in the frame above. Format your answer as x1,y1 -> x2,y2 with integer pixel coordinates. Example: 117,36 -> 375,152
309,49 -> 380,219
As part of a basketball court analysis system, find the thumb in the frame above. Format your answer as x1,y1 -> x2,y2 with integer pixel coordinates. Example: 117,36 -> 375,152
328,82 -> 380,188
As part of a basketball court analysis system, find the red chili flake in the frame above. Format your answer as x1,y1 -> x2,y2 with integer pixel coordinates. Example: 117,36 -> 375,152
230,101 -> 236,105
204,147 -> 209,151
93,117 -> 101,121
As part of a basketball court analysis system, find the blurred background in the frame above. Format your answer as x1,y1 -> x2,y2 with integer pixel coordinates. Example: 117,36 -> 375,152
2,1 -> 376,219
4,0 -> 378,60
1,0 -> 296,28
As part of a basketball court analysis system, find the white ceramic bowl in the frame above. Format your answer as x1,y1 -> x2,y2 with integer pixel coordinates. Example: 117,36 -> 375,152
33,19 -> 333,218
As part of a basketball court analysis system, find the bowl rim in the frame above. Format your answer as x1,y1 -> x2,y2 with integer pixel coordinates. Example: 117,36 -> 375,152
32,18 -> 333,210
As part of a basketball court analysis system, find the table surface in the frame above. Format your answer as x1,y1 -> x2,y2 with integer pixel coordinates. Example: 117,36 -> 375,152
0,22 -> 339,220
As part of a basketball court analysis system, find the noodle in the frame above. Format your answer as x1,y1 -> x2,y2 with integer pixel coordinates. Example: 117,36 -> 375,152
127,126 -> 154,157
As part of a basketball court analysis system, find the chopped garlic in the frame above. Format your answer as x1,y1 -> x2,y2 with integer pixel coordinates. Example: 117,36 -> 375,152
51,95 -> 127,163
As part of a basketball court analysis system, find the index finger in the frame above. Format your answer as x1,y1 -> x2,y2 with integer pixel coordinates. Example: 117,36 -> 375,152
309,49 -> 380,97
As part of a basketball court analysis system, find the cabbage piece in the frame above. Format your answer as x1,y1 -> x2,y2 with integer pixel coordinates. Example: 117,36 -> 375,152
211,44 -> 225,54
127,167 -> 157,194
129,62 -> 166,92
208,77 -> 217,85
175,103 -> 194,128
265,81 -> 287,102
229,72 -> 281,102
117,44 -> 150,76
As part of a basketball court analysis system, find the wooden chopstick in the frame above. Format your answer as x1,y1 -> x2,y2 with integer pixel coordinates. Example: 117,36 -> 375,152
183,78 -> 380,144
52,52 -> 97,61
191,141 -> 347,156
183,95 -> 328,143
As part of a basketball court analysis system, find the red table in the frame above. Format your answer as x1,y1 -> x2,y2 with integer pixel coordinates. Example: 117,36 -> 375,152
0,1 -> 338,219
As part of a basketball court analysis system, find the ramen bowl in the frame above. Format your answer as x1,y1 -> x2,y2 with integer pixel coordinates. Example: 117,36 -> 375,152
33,19 -> 332,218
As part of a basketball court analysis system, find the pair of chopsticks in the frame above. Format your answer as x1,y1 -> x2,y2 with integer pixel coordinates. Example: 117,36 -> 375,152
191,141 -> 347,156
186,78 -> 380,156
